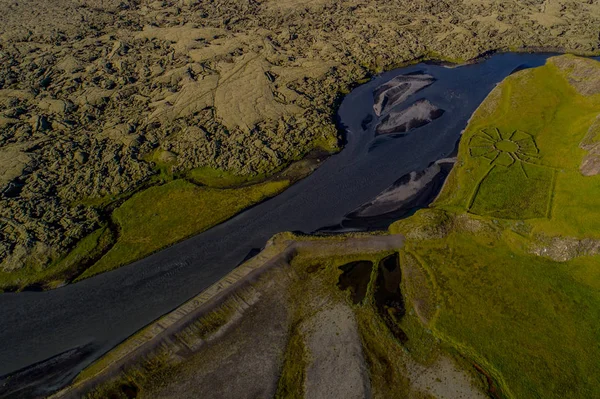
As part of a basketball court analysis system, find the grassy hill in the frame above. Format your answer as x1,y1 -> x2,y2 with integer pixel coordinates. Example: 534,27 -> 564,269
391,55 -> 600,398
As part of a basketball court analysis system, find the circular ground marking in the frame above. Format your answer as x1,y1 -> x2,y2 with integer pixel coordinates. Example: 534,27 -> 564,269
494,140 -> 519,152
468,128 -> 540,167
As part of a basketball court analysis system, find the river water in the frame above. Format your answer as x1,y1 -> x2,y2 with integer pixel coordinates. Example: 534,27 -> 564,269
0,53 -> 564,397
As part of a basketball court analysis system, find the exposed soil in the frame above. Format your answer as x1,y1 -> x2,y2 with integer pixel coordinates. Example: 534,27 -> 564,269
406,355 -> 488,399
301,303 -> 371,399
471,361 -> 502,399
579,114 -> 600,176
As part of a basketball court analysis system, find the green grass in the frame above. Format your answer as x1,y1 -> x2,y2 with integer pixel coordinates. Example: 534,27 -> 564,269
435,55 -> 600,236
144,149 -> 177,182
78,178 -> 289,279
186,143 -> 334,189
274,323 -> 308,399
185,166 -> 266,188
400,227 -> 600,398
388,55 -> 600,398
0,226 -> 113,291
469,163 -> 554,219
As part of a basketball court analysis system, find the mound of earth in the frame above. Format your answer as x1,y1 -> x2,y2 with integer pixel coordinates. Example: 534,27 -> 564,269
375,98 -> 445,135
373,74 -> 436,116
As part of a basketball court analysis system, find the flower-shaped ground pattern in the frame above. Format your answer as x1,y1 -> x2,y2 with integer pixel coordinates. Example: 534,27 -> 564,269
466,127 -> 554,219
469,128 -> 539,167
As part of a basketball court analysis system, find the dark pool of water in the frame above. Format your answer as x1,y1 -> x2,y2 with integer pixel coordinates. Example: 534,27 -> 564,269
336,260 -> 373,304
0,52 -> 567,397
374,253 -> 408,343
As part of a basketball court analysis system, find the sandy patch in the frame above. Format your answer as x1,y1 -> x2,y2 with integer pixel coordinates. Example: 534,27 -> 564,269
376,99 -> 444,135
373,74 -> 436,117
407,355 -> 487,399
215,53 -> 304,131
301,303 -> 371,399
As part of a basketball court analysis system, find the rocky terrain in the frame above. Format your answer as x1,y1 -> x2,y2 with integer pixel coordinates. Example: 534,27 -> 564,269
1,0 -> 600,274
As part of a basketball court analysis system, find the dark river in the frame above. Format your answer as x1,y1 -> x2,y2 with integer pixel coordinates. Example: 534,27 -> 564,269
0,53 -> 567,397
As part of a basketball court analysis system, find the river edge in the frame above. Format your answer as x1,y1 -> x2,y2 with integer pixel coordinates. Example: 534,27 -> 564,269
5,46 -> 599,294
1,50 -> 596,399
35,52 -> 565,397
56,51 -> 600,398
48,234 -> 404,399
